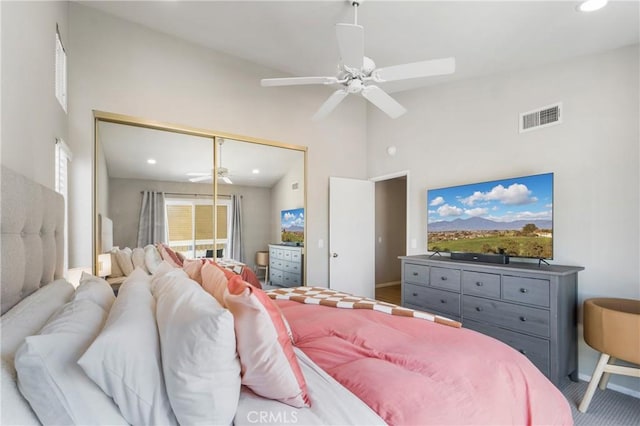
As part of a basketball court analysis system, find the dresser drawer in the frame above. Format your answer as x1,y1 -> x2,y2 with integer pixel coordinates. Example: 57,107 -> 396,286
404,283 -> 460,317
404,263 -> 429,286
283,271 -> 301,287
291,251 -> 302,262
503,276 -> 550,307
464,320 -> 550,376
282,261 -> 301,274
270,258 -> 285,270
404,302 -> 461,323
463,271 -> 500,298
430,267 -> 461,292
270,269 -> 284,285
463,295 -> 550,337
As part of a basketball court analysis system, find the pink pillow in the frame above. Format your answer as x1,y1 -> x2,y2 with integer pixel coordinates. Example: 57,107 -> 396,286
158,244 -> 182,267
224,276 -> 310,408
182,259 -> 205,285
201,263 -> 228,307
208,260 -> 235,280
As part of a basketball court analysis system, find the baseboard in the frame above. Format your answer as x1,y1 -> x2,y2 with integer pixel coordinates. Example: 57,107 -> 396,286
578,373 -> 640,399
375,281 -> 401,288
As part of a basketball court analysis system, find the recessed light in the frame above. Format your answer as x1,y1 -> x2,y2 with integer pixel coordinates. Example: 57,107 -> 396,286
577,0 -> 608,12
147,159 -> 156,164
252,169 -> 260,174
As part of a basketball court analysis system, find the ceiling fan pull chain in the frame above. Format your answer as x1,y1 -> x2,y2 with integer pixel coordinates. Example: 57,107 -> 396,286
353,1 -> 358,25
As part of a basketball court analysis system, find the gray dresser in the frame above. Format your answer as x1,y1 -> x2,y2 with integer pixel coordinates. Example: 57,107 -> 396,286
400,255 -> 584,386
268,244 -> 303,287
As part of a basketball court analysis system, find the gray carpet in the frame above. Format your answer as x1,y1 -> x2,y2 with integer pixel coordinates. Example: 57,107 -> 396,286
561,380 -> 640,425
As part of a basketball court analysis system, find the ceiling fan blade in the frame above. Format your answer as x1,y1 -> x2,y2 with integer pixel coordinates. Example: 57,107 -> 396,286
261,76 -> 339,87
373,57 -> 456,82
361,85 -> 407,119
221,176 -> 233,184
189,175 -> 212,183
312,89 -> 349,121
336,23 -> 364,70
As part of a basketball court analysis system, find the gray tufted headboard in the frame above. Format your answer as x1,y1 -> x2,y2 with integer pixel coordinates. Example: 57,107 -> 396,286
1,166 -> 64,314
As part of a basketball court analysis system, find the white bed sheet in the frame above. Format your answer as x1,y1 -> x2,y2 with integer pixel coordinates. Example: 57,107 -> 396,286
234,347 -> 386,426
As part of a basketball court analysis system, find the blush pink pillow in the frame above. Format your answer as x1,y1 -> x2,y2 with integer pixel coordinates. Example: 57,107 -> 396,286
224,276 -> 310,408
208,260 -> 235,280
158,244 -> 182,268
182,259 -> 205,285
201,263 -> 228,307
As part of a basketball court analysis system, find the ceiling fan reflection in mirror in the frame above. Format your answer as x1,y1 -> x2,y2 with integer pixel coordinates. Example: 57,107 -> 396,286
187,139 -> 233,184
261,0 -> 455,120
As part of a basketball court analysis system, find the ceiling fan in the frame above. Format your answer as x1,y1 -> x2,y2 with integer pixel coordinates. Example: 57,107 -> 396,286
260,0 -> 455,120
187,139 -> 233,184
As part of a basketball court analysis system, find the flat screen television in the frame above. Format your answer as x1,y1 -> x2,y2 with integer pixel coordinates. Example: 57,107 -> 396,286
427,172 -> 553,260
281,208 -> 304,245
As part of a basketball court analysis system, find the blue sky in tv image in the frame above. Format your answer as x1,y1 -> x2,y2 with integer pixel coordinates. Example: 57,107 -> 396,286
281,208 -> 304,231
427,173 -> 553,228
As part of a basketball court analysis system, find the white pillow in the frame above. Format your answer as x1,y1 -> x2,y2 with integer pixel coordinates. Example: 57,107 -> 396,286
15,299 -> 128,425
131,247 -> 149,273
109,249 -> 123,278
114,247 -> 134,276
153,270 -> 241,425
144,244 -> 163,274
78,269 -> 177,425
1,279 -> 75,426
76,272 -> 116,312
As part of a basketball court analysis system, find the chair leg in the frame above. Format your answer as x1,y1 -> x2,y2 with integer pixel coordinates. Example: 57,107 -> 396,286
599,357 -> 616,390
579,353 -> 610,413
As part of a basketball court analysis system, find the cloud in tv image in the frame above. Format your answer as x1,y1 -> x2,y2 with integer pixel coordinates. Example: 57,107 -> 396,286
281,208 -> 304,244
427,173 -> 553,259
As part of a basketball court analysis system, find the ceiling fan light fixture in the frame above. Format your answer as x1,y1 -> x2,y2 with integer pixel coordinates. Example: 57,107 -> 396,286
577,0 -> 608,12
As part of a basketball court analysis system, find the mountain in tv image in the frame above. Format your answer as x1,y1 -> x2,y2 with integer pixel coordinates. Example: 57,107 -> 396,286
428,217 -> 552,232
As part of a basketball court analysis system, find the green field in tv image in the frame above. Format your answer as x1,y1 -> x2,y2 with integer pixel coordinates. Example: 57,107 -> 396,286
427,173 -> 553,259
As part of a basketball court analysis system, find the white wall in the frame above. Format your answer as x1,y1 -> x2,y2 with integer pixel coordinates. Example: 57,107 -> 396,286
67,3 -> 367,284
367,45 -> 640,394
1,1 -> 68,188
271,156 -> 305,244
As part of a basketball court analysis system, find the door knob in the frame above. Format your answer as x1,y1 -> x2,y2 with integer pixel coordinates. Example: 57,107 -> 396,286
331,253 -> 339,258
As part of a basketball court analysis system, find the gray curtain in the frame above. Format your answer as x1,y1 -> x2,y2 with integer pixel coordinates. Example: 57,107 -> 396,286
137,191 -> 165,247
229,194 -> 244,262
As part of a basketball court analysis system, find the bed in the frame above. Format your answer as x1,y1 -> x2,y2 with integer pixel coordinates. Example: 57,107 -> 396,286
0,166 -> 573,425
98,214 -> 262,290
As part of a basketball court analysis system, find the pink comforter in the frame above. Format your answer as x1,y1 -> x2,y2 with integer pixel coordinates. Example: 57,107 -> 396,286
276,300 -> 573,426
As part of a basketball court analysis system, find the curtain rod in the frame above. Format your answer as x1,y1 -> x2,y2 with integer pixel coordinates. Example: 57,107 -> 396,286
140,191 -> 239,198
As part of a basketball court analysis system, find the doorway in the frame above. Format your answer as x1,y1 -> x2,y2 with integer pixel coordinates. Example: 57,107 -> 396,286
373,173 -> 407,304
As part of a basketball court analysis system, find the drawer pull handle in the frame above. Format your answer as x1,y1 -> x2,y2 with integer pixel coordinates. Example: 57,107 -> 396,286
519,349 -> 527,355
440,299 -> 447,304
475,307 -> 483,312
440,276 -> 448,281
412,272 -> 419,276
520,288 -> 528,293
520,316 -> 527,322
476,281 -> 483,287
412,292 -> 418,297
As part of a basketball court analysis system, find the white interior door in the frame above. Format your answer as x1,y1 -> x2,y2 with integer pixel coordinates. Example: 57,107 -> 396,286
329,177 -> 375,298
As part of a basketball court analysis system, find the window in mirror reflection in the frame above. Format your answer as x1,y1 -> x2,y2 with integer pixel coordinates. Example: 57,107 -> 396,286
165,197 -> 231,259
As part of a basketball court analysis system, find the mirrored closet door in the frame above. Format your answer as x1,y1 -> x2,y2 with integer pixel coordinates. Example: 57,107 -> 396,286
93,112 -> 307,286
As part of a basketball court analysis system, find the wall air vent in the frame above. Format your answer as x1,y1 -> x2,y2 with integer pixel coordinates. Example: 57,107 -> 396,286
519,102 -> 562,133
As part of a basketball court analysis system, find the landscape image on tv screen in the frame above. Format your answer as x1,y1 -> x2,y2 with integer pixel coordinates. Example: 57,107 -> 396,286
281,208 -> 304,244
427,173 -> 553,259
